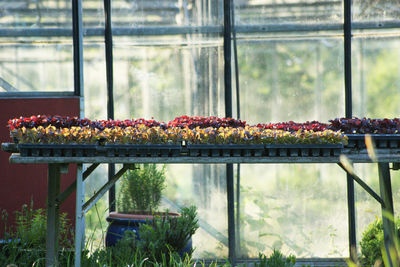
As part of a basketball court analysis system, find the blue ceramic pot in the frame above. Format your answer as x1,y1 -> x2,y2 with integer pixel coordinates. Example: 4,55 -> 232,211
105,212 -> 192,256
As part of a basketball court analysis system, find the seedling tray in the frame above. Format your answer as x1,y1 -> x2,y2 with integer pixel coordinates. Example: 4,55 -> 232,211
346,134 -> 400,149
98,144 -> 182,157
18,144 -> 97,157
264,144 -> 343,157
184,144 -> 265,157
16,143 -> 343,158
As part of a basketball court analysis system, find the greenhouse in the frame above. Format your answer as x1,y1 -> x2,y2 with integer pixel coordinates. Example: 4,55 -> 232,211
1,0 -> 400,266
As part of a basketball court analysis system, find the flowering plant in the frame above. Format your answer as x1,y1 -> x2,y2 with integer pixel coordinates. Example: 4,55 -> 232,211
8,115 -> 165,131
256,121 -> 328,132
168,115 -> 246,129
10,125 -> 347,145
328,117 -> 400,134
11,126 -> 100,144
8,115 -> 349,145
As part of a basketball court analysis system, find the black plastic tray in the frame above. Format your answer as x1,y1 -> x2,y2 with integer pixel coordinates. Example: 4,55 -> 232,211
346,134 -> 400,149
98,144 -> 182,157
16,143 -> 343,158
18,144 -> 97,157
265,144 -> 343,157
184,144 -> 265,157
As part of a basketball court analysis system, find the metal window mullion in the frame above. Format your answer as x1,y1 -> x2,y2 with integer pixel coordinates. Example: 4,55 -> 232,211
224,0 -> 236,264
344,0 -> 356,262
104,0 -> 116,213
72,0 -> 84,97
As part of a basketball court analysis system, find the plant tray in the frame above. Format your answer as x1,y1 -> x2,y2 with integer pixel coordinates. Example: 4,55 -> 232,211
98,144 -> 182,157
264,144 -> 343,157
346,134 -> 400,149
184,144 -> 265,157
18,144 -> 97,157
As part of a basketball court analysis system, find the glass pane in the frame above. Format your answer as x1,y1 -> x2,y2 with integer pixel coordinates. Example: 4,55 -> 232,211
164,164 -> 228,258
0,39 -> 74,93
112,35 -> 224,120
112,0 -> 223,27
353,0 -> 400,22
0,0 -> 72,29
237,33 -> 347,258
0,1 -> 74,93
352,36 -> 400,118
239,164 -> 348,258
83,39 -> 107,119
237,34 -> 344,124
83,0 -> 104,28
235,0 -> 342,25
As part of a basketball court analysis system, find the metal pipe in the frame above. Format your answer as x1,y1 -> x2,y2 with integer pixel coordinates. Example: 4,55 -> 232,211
104,0 -> 116,212
378,163 -> 395,267
344,0 -> 352,118
72,0 -> 84,97
343,0 -> 356,261
338,163 -> 384,205
3,21 -> 400,37
231,0 -> 241,257
224,0 -> 236,264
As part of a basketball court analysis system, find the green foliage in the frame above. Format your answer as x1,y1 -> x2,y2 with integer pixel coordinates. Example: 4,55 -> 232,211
360,217 -> 400,266
135,206 -> 199,262
84,206 -> 199,266
118,164 -> 166,213
13,201 -> 73,249
0,202 -> 74,266
254,249 -> 296,267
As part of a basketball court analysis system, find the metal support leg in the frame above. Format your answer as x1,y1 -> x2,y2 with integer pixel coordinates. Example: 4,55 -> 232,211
226,163 -> 236,265
75,164 -> 84,267
46,164 -> 61,267
378,163 -> 395,267
346,173 -> 357,262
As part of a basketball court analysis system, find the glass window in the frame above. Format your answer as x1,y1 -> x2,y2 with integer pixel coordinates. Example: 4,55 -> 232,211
235,0 -> 342,25
0,0 -> 74,94
353,0 -> 400,22
237,33 -> 344,124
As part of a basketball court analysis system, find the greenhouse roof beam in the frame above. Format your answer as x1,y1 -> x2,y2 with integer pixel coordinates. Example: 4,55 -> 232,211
1,21 -> 400,38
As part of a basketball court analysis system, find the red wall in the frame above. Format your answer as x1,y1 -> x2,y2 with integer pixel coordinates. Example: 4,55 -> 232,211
0,97 -> 80,236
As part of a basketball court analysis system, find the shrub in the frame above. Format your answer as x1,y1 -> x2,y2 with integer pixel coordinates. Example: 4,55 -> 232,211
254,249 -> 296,267
0,202 -> 74,266
360,217 -> 400,266
137,206 -> 199,261
118,164 -> 166,213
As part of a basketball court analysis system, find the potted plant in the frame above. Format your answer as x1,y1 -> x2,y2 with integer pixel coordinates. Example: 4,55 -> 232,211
105,164 -> 198,258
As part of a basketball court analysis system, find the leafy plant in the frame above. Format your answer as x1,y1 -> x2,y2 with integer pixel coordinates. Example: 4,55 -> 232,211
360,217 -> 400,266
257,121 -> 328,132
0,202 -> 74,266
329,117 -> 400,134
107,206 -> 199,264
254,249 -> 296,267
168,115 -> 246,129
138,206 -> 198,260
118,164 -> 166,213
14,201 -> 73,249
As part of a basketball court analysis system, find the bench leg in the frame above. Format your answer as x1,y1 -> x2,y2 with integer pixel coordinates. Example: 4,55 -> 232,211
46,164 -> 61,267
378,162 -> 395,267
75,164 -> 84,267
